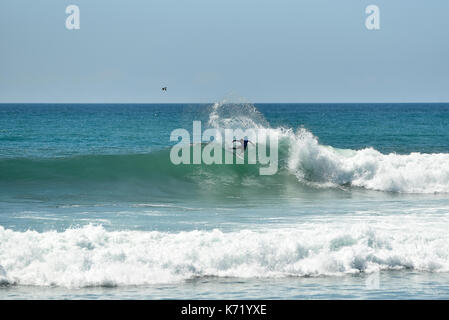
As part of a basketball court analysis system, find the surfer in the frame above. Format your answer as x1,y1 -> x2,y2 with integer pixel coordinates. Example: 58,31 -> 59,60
232,138 -> 253,151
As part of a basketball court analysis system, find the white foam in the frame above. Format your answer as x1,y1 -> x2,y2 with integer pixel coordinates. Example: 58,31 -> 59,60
1,220 -> 449,288
286,128 -> 449,193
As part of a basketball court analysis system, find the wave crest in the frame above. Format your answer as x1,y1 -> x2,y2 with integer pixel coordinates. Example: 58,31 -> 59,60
286,128 -> 449,193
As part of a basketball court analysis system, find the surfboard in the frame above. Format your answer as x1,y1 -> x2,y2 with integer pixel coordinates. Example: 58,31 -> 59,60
235,151 -> 244,161
226,147 -> 245,161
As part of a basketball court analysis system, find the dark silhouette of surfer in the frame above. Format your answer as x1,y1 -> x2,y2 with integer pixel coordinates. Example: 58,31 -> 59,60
232,138 -> 253,151
162,87 -> 167,91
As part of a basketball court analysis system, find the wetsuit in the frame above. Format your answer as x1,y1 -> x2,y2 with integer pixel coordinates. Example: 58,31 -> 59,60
232,139 -> 249,150
243,139 -> 249,150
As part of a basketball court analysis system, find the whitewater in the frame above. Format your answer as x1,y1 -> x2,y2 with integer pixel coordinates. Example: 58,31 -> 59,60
2,214 -> 449,288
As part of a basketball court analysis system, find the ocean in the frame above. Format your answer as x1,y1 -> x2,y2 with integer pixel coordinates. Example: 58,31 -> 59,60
1,102 -> 449,299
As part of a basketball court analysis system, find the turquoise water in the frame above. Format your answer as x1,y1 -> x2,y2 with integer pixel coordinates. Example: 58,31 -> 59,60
1,102 -> 449,299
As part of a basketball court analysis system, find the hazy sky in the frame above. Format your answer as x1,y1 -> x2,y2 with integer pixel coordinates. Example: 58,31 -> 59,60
1,0 -> 448,103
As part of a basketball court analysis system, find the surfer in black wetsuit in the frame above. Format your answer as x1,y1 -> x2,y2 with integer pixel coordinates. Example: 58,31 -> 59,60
232,138 -> 253,151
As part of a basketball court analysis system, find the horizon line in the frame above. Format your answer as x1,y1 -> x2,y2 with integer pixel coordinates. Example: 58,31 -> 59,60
1,101 -> 449,105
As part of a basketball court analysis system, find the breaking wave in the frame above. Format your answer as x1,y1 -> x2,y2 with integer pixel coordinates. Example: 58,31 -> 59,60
1,222 -> 449,288
1,101 -> 449,194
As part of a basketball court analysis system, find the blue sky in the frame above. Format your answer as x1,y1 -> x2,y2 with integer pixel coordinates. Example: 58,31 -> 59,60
1,0 -> 448,103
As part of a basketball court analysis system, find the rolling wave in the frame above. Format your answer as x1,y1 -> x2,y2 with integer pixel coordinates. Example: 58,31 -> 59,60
2,101 -> 449,194
2,129 -> 449,194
